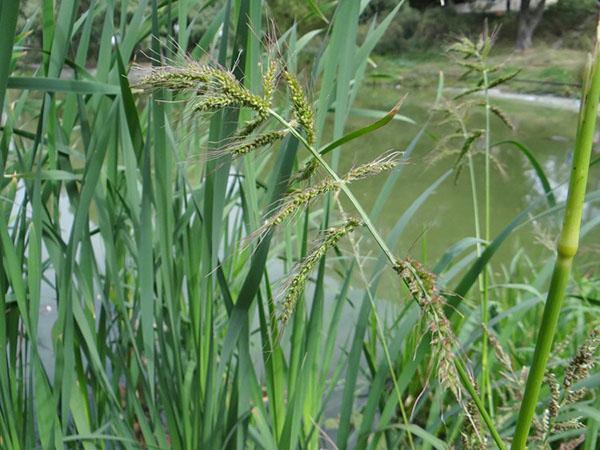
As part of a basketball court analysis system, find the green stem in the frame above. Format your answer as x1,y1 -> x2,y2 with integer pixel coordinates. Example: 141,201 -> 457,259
481,67 -> 492,417
511,21 -> 600,450
455,359 -> 507,450
268,108 -> 507,450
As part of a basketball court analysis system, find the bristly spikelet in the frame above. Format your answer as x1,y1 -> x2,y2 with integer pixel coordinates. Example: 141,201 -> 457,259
250,153 -> 399,241
133,63 -> 215,91
262,60 -> 278,106
136,62 -> 269,117
192,96 -> 237,112
250,178 -> 342,242
210,69 -> 270,116
279,218 -> 361,328
290,158 -> 319,184
546,373 -> 560,421
343,152 -> 401,182
486,103 -> 515,131
283,70 -> 315,145
531,327 -> 599,443
227,130 -> 288,158
461,399 -> 487,449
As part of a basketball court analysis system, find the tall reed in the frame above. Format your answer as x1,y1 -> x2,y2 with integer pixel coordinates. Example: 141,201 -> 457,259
511,20 -> 600,449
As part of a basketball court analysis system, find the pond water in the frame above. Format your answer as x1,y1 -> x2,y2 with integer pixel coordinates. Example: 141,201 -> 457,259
336,84 -> 600,269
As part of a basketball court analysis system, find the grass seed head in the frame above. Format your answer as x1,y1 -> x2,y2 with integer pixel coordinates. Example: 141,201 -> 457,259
262,59 -> 278,106
248,177 -> 341,243
228,129 -> 288,158
279,218 -> 360,328
136,62 -> 269,117
343,152 -> 401,183
283,70 -> 315,145
133,63 -> 215,91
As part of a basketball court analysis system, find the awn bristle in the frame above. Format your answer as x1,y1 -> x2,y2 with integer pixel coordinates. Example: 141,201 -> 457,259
249,154 -> 399,242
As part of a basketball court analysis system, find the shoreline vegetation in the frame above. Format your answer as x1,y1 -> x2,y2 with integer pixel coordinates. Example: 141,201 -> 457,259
1,1 -> 599,449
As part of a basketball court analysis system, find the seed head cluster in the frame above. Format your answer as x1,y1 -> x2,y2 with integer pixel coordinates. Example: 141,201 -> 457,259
563,327 -> 599,396
262,60 -> 278,106
136,60 -> 319,161
251,155 -> 399,241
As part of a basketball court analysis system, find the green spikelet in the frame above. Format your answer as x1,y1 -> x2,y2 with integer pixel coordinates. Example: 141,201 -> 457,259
283,70 -> 315,145
211,69 -> 270,116
279,218 -> 360,328
487,103 -> 515,130
343,152 -> 400,182
392,258 -> 466,408
134,64 -> 214,90
192,96 -> 237,111
290,158 -> 320,184
229,130 -> 288,158
265,178 -> 341,229
262,60 -> 278,106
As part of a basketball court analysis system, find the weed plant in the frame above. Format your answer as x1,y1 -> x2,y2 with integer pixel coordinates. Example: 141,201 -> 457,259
0,1 -> 599,449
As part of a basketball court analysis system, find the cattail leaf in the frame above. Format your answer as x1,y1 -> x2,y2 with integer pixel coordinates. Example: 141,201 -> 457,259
0,0 -> 19,116
116,46 -> 144,158
9,169 -> 82,181
7,76 -> 120,95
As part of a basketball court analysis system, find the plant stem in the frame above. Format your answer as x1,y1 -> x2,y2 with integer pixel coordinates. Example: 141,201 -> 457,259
342,210 -> 415,450
511,21 -> 600,450
268,108 -> 507,450
481,67 -> 493,417
455,359 -> 507,450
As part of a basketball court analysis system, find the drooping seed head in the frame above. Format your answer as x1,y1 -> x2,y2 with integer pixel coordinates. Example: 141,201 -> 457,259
279,218 -> 361,329
228,129 -> 288,158
133,63 -> 215,91
563,327 -> 600,399
135,62 -> 269,118
563,327 -> 600,389
248,177 -> 341,243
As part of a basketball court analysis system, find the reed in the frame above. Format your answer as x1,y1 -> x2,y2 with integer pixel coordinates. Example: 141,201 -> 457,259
511,19 -> 600,450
